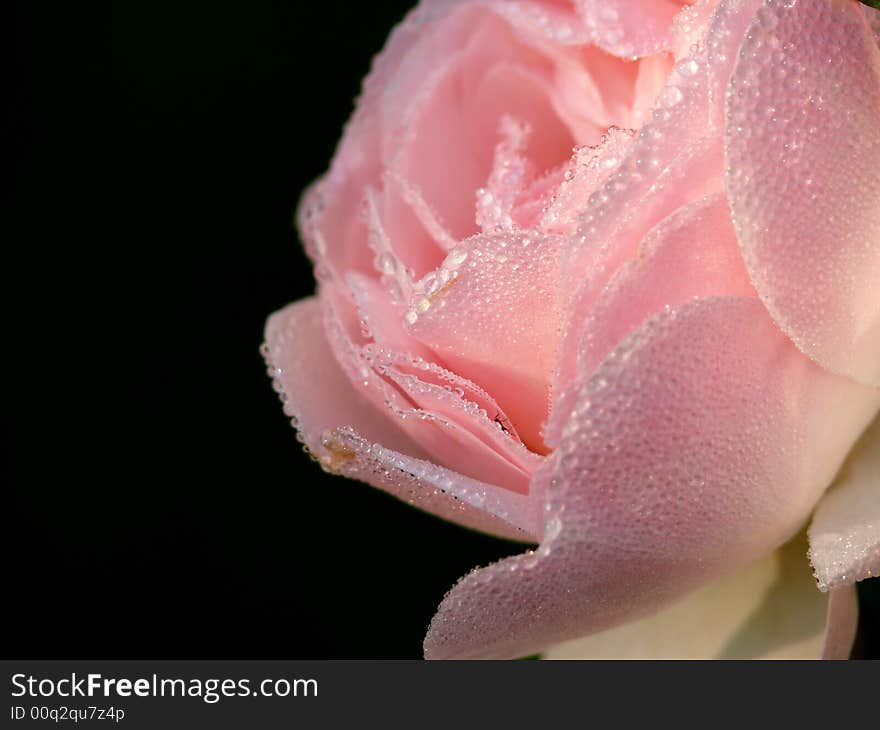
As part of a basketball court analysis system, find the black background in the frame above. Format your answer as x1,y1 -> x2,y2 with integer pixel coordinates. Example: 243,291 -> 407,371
7,1 -> 880,659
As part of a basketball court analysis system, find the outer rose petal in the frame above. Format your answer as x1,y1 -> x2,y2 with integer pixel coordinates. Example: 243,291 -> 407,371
544,533 -> 828,659
705,0 -> 763,127
809,413 -> 880,592
725,0 -> 880,385
549,134 -> 726,440
821,586 -> 859,660
549,192 -> 752,445
298,2 -> 444,284
265,298 -> 426,458
263,298 -> 540,540
574,192 -> 754,382
424,297 -> 880,659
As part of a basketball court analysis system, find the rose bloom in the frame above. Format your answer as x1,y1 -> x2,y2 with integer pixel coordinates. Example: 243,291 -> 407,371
263,0 -> 880,659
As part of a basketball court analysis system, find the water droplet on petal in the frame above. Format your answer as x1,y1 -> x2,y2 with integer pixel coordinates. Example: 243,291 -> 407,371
659,85 -> 683,108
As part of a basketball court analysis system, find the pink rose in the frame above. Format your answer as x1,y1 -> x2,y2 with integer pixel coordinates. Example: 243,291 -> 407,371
263,0 -> 880,659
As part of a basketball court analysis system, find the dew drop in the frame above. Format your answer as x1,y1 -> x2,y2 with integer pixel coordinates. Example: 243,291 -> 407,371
376,252 -> 397,275
659,85 -> 683,108
446,248 -> 468,268
675,58 -> 700,77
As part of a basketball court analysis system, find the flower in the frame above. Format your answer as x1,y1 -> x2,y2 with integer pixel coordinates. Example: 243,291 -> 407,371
263,0 -> 880,659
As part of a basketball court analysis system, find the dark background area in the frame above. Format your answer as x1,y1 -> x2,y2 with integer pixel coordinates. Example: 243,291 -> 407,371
6,1 -> 879,659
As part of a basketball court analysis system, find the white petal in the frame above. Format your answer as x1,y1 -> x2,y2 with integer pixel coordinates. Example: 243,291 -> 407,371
809,413 -> 880,591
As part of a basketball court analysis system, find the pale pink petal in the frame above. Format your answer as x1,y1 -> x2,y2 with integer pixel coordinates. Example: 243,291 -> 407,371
725,0 -> 880,385
483,1 -> 592,47
296,2 -> 452,286
364,348 -> 540,478
320,290 -> 539,492
345,275 -> 538,477
364,344 -> 523,442
541,125 -> 635,238
631,53 -> 677,127
346,272 -> 432,358
468,63 -> 576,179
574,192 -> 754,384
821,586 -> 859,660
487,0 -> 672,145
391,10 -> 570,242
476,116 -> 536,233
550,134 -> 725,422
385,172 -> 459,253
539,45 -> 645,138
378,178 -> 449,281
424,297 -> 880,659
545,533 -> 828,659
394,50 -> 489,243
405,232 -> 563,452
549,53 -> 718,408
704,0 -> 762,128
809,413 -> 880,592
360,187 -> 417,306
670,0 -> 721,60
377,2 -> 487,151
559,52 -> 713,296
315,427 -> 542,541
575,0 -> 688,58
264,297 -> 423,457
263,297 -> 539,540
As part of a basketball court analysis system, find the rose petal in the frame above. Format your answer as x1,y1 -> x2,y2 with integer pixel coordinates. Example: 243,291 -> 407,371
557,50 -> 714,302
424,297 -> 879,659
314,426 -> 542,541
550,134 -> 725,424
548,192 -> 752,444
476,115 -> 537,233
575,0 -> 688,58
264,297 -> 423,456
821,586 -> 859,660
544,532 -> 827,659
725,0 -> 880,385
404,231 -> 562,453
631,53 -> 677,127
263,297 -> 540,540
394,48 -> 490,243
392,9 -> 574,243
484,0 -> 592,47
809,412 -> 880,592
384,172 -> 459,255
364,347 -> 541,478
320,289 -> 539,492
296,2 -> 449,286
549,52 -> 718,409
574,192 -> 754,389
537,44 -> 653,138
541,125 -> 636,238
346,272 -> 432,358
671,0 -> 722,60
705,0 -> 763,128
